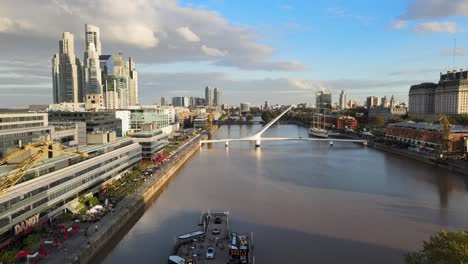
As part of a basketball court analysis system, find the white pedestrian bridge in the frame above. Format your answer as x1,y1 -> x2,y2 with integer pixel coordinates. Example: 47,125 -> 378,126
200,105 -> 368,147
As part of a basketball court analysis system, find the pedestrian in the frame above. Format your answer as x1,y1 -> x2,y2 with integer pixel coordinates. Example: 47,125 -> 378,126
95,224 -> 98,232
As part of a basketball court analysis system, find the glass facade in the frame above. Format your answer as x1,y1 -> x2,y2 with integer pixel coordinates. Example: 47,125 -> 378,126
129,109 -> 171,131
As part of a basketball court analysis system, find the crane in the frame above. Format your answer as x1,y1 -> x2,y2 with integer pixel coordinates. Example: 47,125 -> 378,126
0,140 -> 89,198
439,115 -> 452,153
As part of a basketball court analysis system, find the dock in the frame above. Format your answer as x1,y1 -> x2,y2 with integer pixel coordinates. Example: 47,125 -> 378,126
169,210 -> 254,264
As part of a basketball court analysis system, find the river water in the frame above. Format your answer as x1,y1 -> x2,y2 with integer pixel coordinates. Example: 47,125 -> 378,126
102,124 -> 468,264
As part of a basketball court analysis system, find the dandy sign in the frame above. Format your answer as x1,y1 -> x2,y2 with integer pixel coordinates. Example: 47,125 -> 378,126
14,214 -> 39,235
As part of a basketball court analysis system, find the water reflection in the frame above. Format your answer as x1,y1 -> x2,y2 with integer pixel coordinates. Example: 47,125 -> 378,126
103,124 -> 468,264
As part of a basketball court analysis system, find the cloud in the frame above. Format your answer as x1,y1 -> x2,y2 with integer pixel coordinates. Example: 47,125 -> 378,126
411,21 -> 457,34
0,0 -> 304,72
0,16 -> 32,32
390,20 -> 408,29
324,7 -> 372,25
440,47 -> 468,56
401,0 -> 468,20
389,68 -> 442,76
176,27 -> 200,42
201,45 -> 225,56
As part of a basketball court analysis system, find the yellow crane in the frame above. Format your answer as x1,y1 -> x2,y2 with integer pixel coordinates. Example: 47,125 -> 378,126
439,115 -> 452,153
0,140 -> 89,198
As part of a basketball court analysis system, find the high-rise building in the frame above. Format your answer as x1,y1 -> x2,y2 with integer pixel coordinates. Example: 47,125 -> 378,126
366,96 -> 380,109
240,102 -> 251,112
84,24 -> 103,96
213,88 -> 222,107
205,86 -> 212,107
52,32 -> 83,103
128,57 -> 138,106
172,96 -> 189,107
381,96 -> 389,108
161,97 -> 168,106
408,82 -> 437,120
316,90 -> 332,109
339,90 -> 347,110
85,24 -> 101,55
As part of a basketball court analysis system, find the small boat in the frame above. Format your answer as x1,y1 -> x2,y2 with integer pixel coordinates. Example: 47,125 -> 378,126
309,127 -> 329,138
168,255 -> 186,264
177,230 -> 205,240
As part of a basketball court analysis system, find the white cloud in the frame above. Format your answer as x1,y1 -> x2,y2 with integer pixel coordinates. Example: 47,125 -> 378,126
176,27 -> 200,42
390,20 -> 408,29
412,21 -> 457,34
0,0 -> 303,71
0,16 -> 31,32
201,45 -> 225,57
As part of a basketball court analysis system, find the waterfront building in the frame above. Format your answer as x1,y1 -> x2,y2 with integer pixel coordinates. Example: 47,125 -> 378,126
366,96 -> 380,109
130,130 -> 168,160
205,87 -> 212,107
385,121 -> 468,154
52,32 -> 83,103
213,88 -> 222,107
240,102 -> 251,113
0,138 -> 141,247
127,106 -> 173,133
435,70 -> 468,116
324,115 -> 358,130
408,82 -> 437,120
193,115 -> 208,129
339,90 -> 347,110
316,90 -> 332,110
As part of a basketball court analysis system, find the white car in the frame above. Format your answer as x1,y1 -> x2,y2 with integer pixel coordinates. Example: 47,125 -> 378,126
205,246 -> 215,259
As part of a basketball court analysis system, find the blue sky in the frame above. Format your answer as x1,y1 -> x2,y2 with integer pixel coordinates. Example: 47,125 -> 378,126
0,0 -> 468,106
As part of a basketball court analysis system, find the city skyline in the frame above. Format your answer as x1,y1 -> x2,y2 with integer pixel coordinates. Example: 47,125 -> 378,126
2,0 -> 468,107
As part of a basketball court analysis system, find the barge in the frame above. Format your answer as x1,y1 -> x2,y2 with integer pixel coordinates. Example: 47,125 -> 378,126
169,210 -> 255,264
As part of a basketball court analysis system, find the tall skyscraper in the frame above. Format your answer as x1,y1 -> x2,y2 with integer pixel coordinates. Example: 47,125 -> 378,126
213,88 -> 222,107
85,24 -> 101,55
205,86 -> 212,106
366,96 -> 380,109
128,57 -> 138,106
52,32 -> 83,103
339,90 -> 347,110
84,24 -> 103,96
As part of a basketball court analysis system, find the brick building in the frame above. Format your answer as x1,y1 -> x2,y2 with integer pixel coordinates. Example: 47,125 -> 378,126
385,121 -> 468,153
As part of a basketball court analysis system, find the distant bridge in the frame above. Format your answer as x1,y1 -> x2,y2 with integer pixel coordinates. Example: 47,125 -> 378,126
200,105 -> 367,148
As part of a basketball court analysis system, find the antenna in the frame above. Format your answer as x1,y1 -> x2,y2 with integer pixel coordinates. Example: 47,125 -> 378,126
453,38 -> 457,70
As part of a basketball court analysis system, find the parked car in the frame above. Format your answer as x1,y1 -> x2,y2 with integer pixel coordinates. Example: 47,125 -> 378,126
205,247 -> 215,259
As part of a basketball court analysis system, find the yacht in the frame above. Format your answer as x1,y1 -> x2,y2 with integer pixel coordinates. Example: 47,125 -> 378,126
309,127 -> 329,138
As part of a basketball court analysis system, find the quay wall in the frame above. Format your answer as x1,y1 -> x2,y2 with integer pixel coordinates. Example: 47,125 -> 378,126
68,134 -> 207,264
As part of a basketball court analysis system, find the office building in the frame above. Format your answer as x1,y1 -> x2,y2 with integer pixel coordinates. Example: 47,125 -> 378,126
83,25 -> 103,96
128,57 -> 139,106
435,70 -> 468,116
161,97 -> 168,106
339,90 -> 347,110
190,97 -> 205,107
408,82 -> 437,120
52,32 -> 83,103
0,138 -> 141,246
48,111 -> 122,136
172,97 -> 189,107
205,87 -> 212,107
366,96 -> 380,109
131,130 -> 168,160
213,88 -> 222,107
316,90 -> 332,110
127,106 -> 172,133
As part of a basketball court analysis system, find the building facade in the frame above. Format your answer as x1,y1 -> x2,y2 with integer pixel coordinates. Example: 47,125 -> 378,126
205,87 -> 212,107
48,111 -> 122,136
213,88 -> 222,107
316,90 -> 332,109
0,138 -> 141,245
435,70 -> 468,116
339,90 -> 347,110
408,82 -> 437,120
366,96 -> 380,109
240,103 -> 251,113
52,32 -> 83,104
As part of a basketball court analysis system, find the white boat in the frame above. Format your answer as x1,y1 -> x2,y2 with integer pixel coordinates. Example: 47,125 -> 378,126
169,255 -> 185,264
309,127 -> 329,138
178,230 -> 205,240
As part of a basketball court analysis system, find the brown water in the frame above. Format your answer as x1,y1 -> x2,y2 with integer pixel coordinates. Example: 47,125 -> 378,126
102,124 -> 468,264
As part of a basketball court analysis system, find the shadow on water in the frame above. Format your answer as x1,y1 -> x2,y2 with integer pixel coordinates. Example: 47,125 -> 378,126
102,210 -> 406,264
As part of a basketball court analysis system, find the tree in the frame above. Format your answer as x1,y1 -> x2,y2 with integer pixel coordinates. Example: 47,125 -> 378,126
246,114 -> 253,122
368,116 -> 385,128
0,250 -> 16,263
24,234 -> 40,249
405,230 -> 468,264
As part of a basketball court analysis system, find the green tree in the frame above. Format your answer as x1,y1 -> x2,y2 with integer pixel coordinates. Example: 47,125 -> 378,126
24,234 -> 40,249
88,196 -> 100,207
0,250 -> 16,263
246,114 -> 253,122
368,116 -> 385,128
405,230 -> 468,264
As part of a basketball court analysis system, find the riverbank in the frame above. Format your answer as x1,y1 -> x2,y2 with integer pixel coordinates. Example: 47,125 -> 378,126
47,133 -> 207,264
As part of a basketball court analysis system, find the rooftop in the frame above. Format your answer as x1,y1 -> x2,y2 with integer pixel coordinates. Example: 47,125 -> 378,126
388,121 -> 468,133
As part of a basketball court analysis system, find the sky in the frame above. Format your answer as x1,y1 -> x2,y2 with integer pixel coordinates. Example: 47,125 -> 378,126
1,0 -> 468,107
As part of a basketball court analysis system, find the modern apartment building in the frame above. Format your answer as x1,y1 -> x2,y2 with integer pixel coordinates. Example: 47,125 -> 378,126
213,88 -> 222,107
205,87 -> 212,107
